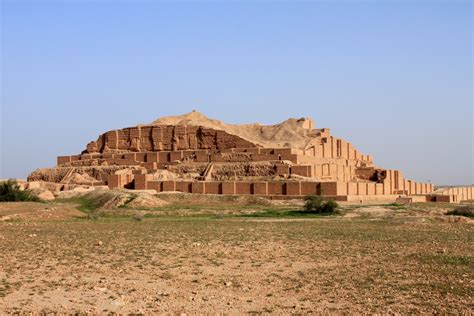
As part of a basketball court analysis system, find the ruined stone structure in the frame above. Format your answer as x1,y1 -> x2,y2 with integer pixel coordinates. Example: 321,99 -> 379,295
28,111 -> 473,203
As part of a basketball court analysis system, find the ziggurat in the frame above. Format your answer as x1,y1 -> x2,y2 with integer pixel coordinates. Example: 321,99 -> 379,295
28,111 -> 473,203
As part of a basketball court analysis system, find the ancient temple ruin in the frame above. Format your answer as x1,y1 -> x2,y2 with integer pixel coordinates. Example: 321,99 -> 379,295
28,111 -> 473,203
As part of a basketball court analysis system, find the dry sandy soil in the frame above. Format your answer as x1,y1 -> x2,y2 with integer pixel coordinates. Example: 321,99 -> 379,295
0,197 -> 472,314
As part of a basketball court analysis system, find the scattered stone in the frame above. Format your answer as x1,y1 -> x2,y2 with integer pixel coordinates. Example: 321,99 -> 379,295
111,298 -> 125,306
0,216 -> 13,222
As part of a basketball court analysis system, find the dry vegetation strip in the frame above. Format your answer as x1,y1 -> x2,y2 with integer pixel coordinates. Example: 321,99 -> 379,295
0,206 -> 473,314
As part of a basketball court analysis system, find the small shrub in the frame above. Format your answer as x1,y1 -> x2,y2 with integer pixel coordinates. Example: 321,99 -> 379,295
0,179 -> 41,202
320,200 -> 339,213
446,206 -> 474,218
304,195 -> 324,211
304,195 -> 339,214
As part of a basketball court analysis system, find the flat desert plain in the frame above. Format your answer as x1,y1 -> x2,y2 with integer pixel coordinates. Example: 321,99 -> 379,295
0,198 -> 472,314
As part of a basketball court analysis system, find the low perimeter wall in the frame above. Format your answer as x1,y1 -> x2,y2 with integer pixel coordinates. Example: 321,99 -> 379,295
107,174 -> 434,198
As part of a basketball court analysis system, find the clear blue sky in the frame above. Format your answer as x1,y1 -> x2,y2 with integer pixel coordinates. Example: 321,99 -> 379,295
1,0 -> 472,185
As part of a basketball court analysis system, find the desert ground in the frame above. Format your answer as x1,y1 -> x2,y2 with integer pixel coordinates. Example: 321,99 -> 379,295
0,193 -> 472,314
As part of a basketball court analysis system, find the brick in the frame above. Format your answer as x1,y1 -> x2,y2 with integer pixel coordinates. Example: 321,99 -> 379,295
357,183 -> 367,195
195,151 -> 210,162
162,181 -> 176,192
135,153 -> 147,162
251,154 -> 279,161
192,182 -> 204,194
273,148 -> 292,155
286,182 -> 301,196
134,174 -> 147,190
367,183 -> 376,195
222,182 -> 236,194
159,152 -> 170,162
107,174 -> 120,189
176,181 -> 192,193
142,162 -> 157,170
235,182 -> 252,195
170,151 -> 183,161
347,182 -> 358,195
57,156 -> 71,165
259,148 -> 275,154
375,183 -> 384,195
290,165 -> 311,177
210,154 -> 225,162
204,182 -> 221,194
275,164 -> 290,176
280,154 -> 298,164
336,182 -> 347,195
321,182 -> 337,196
253,182 -> 268,195
123,153 -> 136,161
268,182 -> 284,195
242,148 -> 259,154
301,182 -> 318,195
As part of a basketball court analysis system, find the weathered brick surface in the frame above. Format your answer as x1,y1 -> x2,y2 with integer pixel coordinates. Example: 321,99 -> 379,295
192,182 -> 204,194
268,182 -> 284,195
222,182 -> 235,194
205,182 -> 221,194
301,182 -> 318,195
235,182 -> 252,195
84,125 -> 258,154
253,182 -> 268,195
175,181 -> 192,193
286,182 -> 301,196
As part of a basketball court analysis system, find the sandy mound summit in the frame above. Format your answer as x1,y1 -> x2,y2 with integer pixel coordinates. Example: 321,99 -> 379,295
150,110 -> 317,150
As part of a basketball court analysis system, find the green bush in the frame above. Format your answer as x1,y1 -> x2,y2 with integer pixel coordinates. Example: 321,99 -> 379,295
304,195 -> 324,211
0,179 -> 41,202
446,206 -> 474,218
304,195 -> 339,214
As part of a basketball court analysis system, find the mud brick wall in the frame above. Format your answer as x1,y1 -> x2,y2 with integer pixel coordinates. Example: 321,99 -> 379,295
290,165 -> 312,177
321,182 -> 337,196
279,154 -> 298,164
192,182 -> 204,194
134,174 -> 148,190
176,181 -> 192,193
253,182 -> 268,195
434,187 -> 473,202
204,182 -> 221,194
268,182 -> 285,195
301,182 -> 320,195
275,164 -> 290,176
83,125 -> 258,154
59,147 -> 297,168
357,183 -> 367,195
107,174 -> 134,189
301,135 -> 373,164
126,177 -> 439,198
162,181 -> 176,191
57,156 -> 71,165
222,182 -> 236,194
286,182 -> 301,195
235,182 -> 252,195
